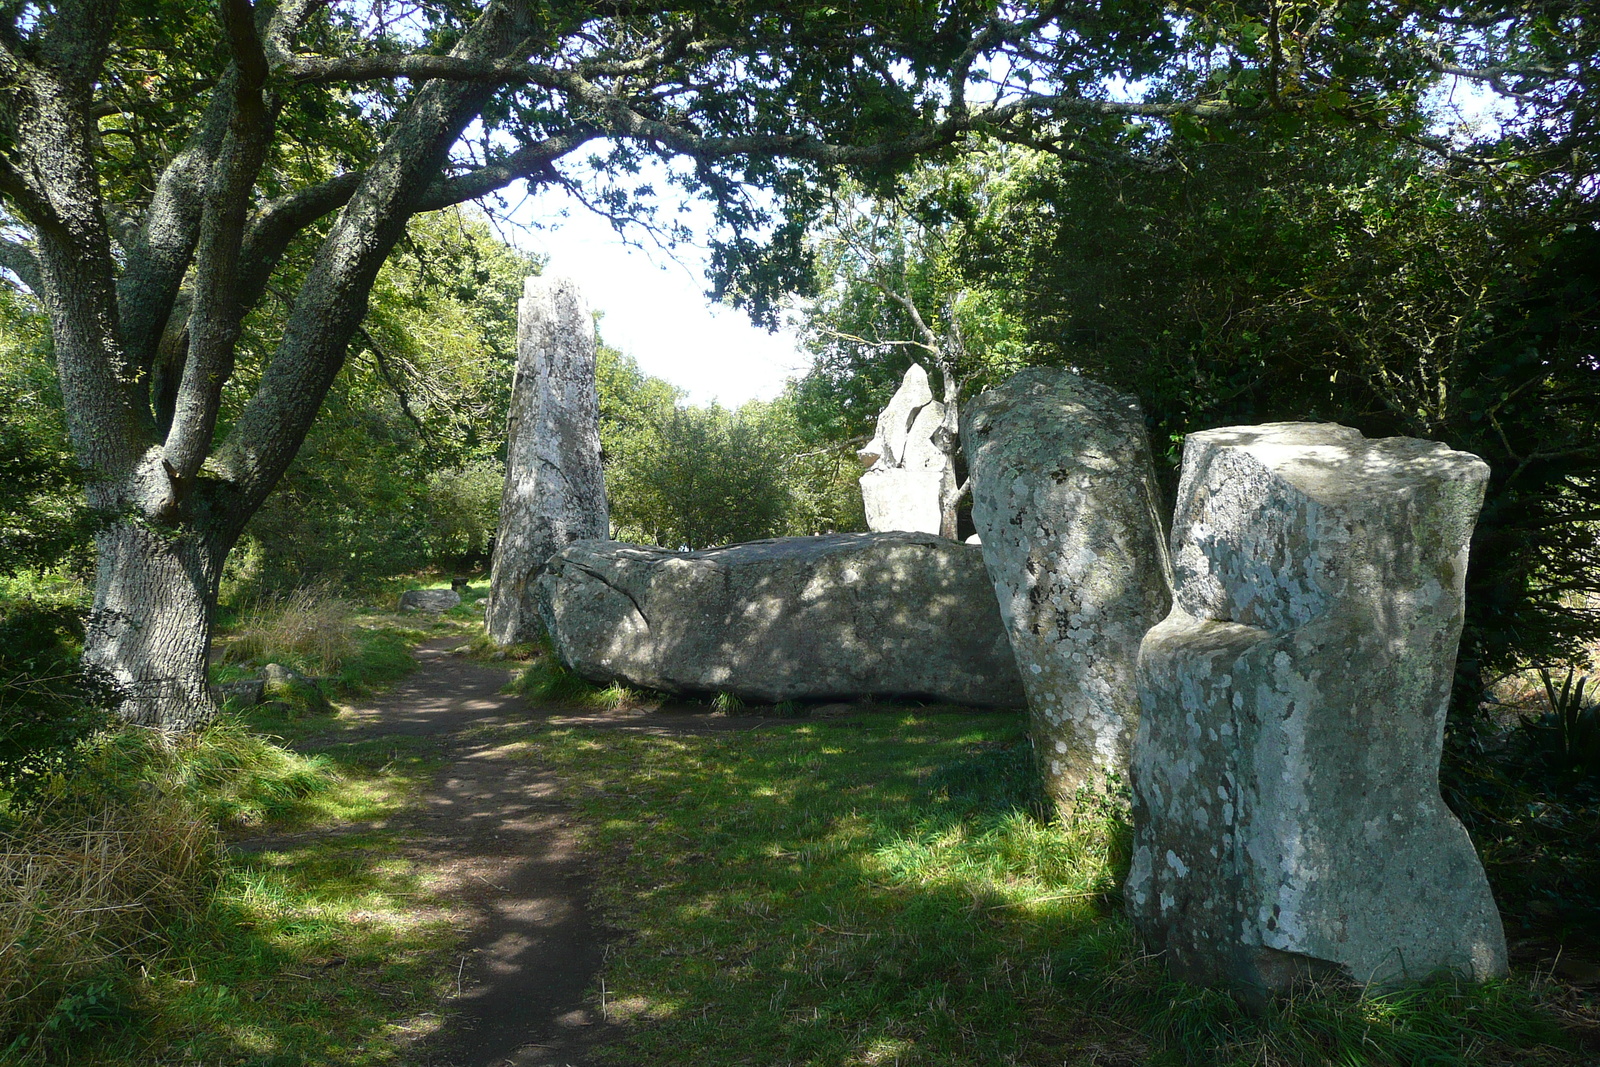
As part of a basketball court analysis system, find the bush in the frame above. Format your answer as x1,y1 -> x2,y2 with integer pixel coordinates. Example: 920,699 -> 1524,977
423,460 -> 502,570
0,595 -> 110,806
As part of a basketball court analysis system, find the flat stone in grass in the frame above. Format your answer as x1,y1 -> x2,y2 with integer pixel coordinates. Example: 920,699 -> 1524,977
537,532 -> 1025,707
399,588 -> 462,613
261,662 -> 332,715
1127,421 -> 1506,993
216,677 -> 266,708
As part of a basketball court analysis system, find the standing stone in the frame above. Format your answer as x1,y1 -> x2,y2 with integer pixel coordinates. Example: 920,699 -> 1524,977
486,275 -> 609,645
1127,422 -> 1505,993
859,364 -> 956,536
961,369 -> 1172,810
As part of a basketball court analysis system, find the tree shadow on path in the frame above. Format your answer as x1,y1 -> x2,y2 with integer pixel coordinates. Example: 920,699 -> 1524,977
258,637 -> 773,1067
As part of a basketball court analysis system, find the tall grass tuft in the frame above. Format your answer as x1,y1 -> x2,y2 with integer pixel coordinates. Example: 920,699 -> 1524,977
223,584 -> 354,677
508,654 -> 638,709
0,791 -> 219,1060
0,718 -> 343,1059
83,719 -> 341,830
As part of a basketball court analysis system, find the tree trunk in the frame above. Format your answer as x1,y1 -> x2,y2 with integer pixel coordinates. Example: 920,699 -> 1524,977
81,520 -> 227,731
933,358 -> 964,542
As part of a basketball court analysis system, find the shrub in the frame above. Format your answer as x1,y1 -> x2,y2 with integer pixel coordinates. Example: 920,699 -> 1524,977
423,460 -> 503,570
0,595 -> 110,806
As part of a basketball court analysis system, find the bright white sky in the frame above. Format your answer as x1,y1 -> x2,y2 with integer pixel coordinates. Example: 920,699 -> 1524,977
501,178 -> 809,408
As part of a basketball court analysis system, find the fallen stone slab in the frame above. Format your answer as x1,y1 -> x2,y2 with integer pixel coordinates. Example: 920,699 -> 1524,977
962,368 -> 1172,810
537,533 -> 1026,707
1127,422 -> 1506,993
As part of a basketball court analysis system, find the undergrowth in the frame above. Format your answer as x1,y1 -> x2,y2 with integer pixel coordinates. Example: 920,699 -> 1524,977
217,585 -> 420,701
507,652 -> 638,709
0,712 -> 457,1065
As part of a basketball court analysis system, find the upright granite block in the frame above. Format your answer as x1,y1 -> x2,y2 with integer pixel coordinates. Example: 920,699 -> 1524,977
1127,422 -> 1505,993
487,275 -> 609,645
961,369 -> 1173,809
536,532 -> 1025,707
859,364 -> 956,536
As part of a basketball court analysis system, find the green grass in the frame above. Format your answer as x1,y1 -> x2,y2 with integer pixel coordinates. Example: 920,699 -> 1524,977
506,653 -> 639,709
495,710 -> 1589,1067
2,583 -> 470,1066
3,720 -> 460,1065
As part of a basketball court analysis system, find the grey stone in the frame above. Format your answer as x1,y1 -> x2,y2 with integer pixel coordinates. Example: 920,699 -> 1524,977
858,364 -> 956,535
487,275 -> 609,645
858,363 -> 934,468
961,369 -> 1173,810
1127,422 -> 1505,993
859,468 -> 946,535
398,588 -> 461,613
217,678 -> 265,708
261,662 -> 331,713
536,532 -> 1026,707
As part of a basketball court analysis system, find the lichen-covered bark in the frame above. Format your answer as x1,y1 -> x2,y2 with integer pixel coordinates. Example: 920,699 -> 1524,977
487,275 -> 609,645
1127,422 -> 1506,992
82,521 -> 225,730
961,369 -> 1173,811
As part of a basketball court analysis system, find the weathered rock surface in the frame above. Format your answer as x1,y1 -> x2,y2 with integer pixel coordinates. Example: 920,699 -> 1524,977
487,275 -> 609,645
537,533 -> 1026,706
859,364 -> 956,535
216,678 -> 265,708
261,662 -> 331,714
962,369 -> 1172,809
399,588 -> 461,613
1127,422 -> 1505,993
859,468 -> 945,535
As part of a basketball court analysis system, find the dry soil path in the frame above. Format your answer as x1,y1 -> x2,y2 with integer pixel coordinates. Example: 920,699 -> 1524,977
290,636 -> 772,1067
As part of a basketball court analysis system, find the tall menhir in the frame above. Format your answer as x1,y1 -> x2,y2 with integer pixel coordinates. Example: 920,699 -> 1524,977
486,275 -> 609,646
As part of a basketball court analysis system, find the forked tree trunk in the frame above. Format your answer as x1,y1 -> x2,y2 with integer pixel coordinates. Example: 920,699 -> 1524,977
81,520 -> 229,731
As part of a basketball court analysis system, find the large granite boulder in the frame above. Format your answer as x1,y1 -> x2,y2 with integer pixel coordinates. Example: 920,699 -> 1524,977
487,274 -> 609,645
859,364 -> 957,537
962,369 -> 1173,810
398,588 -> 461,613
537,533 -> 1026,707
1127,422 -> 1506,993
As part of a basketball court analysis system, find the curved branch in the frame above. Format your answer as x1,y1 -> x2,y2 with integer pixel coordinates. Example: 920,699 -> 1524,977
416,127 -> 602,209
0,234 -> 42,293
164,0 -> 279,482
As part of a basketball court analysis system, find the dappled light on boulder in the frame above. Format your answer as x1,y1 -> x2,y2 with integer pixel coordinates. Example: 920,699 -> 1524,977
963,369 -> 1173,811
1128,422 -> 1507,994
536,533 -> 1025,707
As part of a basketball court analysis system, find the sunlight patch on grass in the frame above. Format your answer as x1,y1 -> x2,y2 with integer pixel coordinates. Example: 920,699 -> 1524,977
512,711 -> 1587,1067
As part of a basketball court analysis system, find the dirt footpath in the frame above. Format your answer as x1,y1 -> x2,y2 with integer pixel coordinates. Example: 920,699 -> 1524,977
310,637 -> 771,1067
